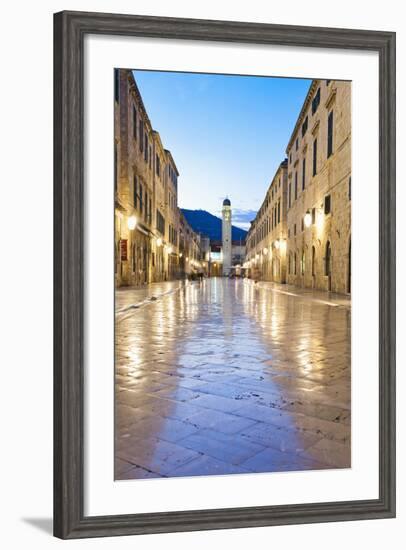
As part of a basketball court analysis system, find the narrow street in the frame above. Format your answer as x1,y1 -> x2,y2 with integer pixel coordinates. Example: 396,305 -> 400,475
115,278 -> 351,479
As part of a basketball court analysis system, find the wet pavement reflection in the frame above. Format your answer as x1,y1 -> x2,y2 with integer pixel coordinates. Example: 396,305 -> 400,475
115,278 -> 351,479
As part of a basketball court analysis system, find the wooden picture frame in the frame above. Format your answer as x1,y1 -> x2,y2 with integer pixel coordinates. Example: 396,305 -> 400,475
54,10 -> 396,539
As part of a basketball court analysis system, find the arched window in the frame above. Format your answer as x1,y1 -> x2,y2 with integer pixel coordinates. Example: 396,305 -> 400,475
312,246 -> 316,276
301,251 -> 305,275
294,253 -> 297,275
325,241 -> 331,276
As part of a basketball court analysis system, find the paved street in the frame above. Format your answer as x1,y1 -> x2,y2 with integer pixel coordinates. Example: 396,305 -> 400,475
115,278 -> 351,479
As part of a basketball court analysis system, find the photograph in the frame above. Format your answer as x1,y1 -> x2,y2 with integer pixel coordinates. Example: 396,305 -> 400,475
114,68 -> 351,480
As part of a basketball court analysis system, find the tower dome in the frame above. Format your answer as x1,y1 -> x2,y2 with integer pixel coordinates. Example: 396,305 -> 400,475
223,197 -> 231,206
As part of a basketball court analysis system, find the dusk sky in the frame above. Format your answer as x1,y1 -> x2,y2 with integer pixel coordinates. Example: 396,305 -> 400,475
133,70 -> 311,230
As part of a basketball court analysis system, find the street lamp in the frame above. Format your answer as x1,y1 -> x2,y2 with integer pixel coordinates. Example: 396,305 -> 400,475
127,215 -> 137,230
179,252 -> 183,258
274,239 -> 280,250
304,210 -> 312,228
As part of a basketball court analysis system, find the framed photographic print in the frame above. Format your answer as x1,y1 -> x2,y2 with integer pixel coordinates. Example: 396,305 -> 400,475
54,10 -> 396,539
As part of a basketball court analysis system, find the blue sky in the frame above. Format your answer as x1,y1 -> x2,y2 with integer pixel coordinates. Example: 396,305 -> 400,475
133,70 -> 311,230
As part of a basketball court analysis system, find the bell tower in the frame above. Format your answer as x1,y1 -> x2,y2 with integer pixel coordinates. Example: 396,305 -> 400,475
222,197 -> 232,276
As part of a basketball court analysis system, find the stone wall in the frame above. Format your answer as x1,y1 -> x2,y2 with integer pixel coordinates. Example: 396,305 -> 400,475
114,69 -> 200,288
286,80 -> 351,294
246,160 -> 289,283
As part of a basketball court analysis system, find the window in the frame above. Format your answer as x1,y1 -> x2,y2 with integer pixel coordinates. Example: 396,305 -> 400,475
139,120 -> 144,152
132,107 -> 137,140
133,175 -> 137,208
277,201 -> 280,224
149,198 -> 152,224
295,138 -> 298,151
327,111 -> 334,158
349,176 -> 352,200
144,191 -> 148,221
301,251 -> 305,275
324,194 -> 331,215
312,246 -> 316,276
301,218 -> 304,232
294,253 -> 297,275
288,182 -> 291,208
312,207 -> 316,225
302,158 -> 306,190
139,183 -> 143,214
313,138 -> 317,176
325,241 -> 331,276
294,224 -> 296,236
149,146 -> 152,169
302,116 -> 308,137
156,154 -> 160,177
288,228 -> 290,239
312,88 -> 320,114
144,134 -> 148,162
114,69 -> 119,103
289,153 -> 292,163
288,254 -> 291,274
156,209 -> 165,235
294,172 -> 298,200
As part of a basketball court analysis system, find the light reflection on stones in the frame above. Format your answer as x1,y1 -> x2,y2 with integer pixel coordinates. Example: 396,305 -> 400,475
115,278 -> 351,479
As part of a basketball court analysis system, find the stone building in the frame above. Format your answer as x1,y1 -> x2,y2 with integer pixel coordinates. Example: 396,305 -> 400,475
245,160 -> 288,283
114,68 -> 155,287
285,80 -> 351,293
151,130 -> 169,282
178,211 -> 202,278
114,69 -> 196,287
165,150 -> 180,280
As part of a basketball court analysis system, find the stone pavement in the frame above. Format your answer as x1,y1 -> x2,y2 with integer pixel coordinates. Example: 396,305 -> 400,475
115,277 -> 351,480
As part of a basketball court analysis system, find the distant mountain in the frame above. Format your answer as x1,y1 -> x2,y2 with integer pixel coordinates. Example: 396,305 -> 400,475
181,209 -> 247,242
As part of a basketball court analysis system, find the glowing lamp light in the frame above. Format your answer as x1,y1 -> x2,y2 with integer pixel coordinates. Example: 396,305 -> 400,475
127,216 -> 137,230
179,252 -> 183,258
263,248 -> 268,255
156,238 -> 162,247
274,240 -> 280,250
167,246 -> 173,254
304,211 -> 312,228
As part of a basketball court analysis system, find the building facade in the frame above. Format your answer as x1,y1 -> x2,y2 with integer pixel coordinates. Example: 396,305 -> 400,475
245,160 -> 288,283
285,79 -> 351,293
114,69 -> 202,288
246,79 -> 351,295
178,211 -> 203,278
114,68 -> 155,287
